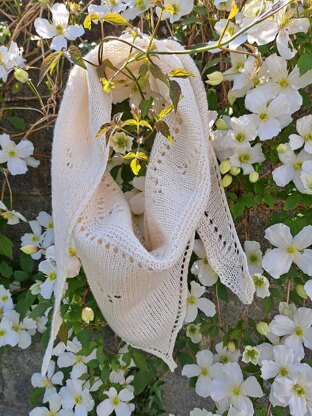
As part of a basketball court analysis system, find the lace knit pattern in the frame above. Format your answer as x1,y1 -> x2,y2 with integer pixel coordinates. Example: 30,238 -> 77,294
41,37 -> 255,375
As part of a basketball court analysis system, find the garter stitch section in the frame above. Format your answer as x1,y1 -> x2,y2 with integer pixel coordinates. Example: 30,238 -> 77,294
42,36 -> 255,374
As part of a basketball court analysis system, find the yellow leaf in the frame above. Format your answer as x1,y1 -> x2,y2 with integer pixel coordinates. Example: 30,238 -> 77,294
228,1 -> 239,19
169,68 -> 196,78
83,13 -> 100,30
103,13 -> 130,26
123,152 -> 136,160
130,158 -> 141,175
137,152 -> 149,161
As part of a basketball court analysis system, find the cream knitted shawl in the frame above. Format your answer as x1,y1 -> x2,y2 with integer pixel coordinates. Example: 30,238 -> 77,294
42,37 -> 255,374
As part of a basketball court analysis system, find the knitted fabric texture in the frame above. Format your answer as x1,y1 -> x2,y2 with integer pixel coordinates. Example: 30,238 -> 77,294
42,37 -> 255,374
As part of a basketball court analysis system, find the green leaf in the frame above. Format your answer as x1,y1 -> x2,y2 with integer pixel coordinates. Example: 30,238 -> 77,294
29,301 -> 51,319
87,359 -> 99,368
169,68 -> 196,78
155,120 -> 174,143
139,98 -> 154,119
103,13 -> 129,26
28,387 -> 44,405
284,193 -> 302,210
101,365 -> 110,384
0,260 -> 13,278
297,54 -> 312,76
13,270 -> 29,281
133,370 -> 154,394
7,115 -> 26,130
77,328 -> 92,348
67,45 -> 87,70
20,253 -> 34,273
15,292 -> 36,317
132,351 -> 149,372
0,234 -> 13,258
149,63 -> 169,86
169,79 -> 182,112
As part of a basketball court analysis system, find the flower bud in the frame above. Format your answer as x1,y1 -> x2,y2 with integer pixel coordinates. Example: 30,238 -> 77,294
228,91 -> 236,106
227,341 -> 236,352
230,167 -> 241,176
81,307 -> 94,324
222,174 -> 233,188
277,143 -> 288,154
249,171 -> 259,183
296,284 -> 308,300
206,71 -> 224,86
215,119 -> 228,131
20,245 -> 39,255
220,160 -> 231,174
14,68 -> 29,83
256,321 -> 270,336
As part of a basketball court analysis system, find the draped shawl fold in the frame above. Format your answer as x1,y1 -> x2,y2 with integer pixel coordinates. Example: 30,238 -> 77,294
42,36 -> 255,374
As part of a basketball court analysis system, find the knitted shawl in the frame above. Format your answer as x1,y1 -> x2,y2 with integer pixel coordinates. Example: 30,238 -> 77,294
42,37 -> 255,374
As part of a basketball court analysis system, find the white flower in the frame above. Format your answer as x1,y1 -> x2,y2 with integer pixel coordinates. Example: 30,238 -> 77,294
34,3 -> 84,51
228,115 -> 258,145
0,41 -> 25,82
290,115 -> 312,154
186,323 -> 202,344
210,362 -> 263,415
230,143 -> 265,174
185,281 -> 216,323
272,145 -> 311,193
21,220 -> 44,259
31,361 -> 64,403
300,160 -> 312,194
245,91 -> 291,141
261,344 -> 300,381
96,387 -> 134,416
262,223 -> 312,279
252,273 -> 270,298
191,239 -> 218,286
39,259 -> 57,300
224,53 -> 268,98
30,393 -> 74,416
269,307 -> 312,360
57,338 -> 96,379
259,54 -> 312,113
304,279 -> 312,302
0,317 -> 18,347
213,0 -> 232,11
242,346 -> 260,365
182,350 -> 221,398
157,0 -> 194,23
123,0 -> 152,19
247,8 -> 310,59
0,285 -> 14,312
272,368 -> 312,416
0,134 -> 39,175
0,200 -> 27,225
46,244 -> 81,278
88,0 -> 128,18
5,309 -> 36,349
213,342 -> 241,364
109,132 -> 133,154
37,211 -> 54,248
190,409 -> 221,416
60,379 -> 94,416
244,240 -> 263,274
